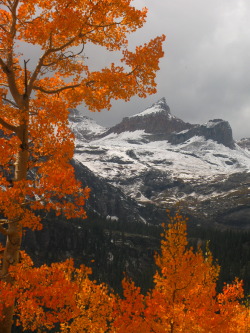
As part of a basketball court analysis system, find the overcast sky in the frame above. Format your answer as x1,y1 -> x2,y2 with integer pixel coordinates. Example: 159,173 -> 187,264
84,0 -> 250,140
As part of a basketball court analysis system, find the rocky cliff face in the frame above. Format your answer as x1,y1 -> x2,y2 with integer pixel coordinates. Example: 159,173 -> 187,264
237,138 -> 250,151
169,119 -> 235,148
69,108 -> 106,141
72,160 -> 166,225
105,98 -> 194,138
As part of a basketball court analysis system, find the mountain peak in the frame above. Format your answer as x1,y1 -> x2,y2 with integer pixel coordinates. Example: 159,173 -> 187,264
106,98 -> 192,136
153,97 -> 170,110
129,97 -> 171,119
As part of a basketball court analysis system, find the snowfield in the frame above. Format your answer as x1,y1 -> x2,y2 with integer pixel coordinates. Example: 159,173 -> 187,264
73,121 -> 250,203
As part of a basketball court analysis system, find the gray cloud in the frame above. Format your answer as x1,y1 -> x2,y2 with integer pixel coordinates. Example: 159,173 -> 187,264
86,0 -> 250,140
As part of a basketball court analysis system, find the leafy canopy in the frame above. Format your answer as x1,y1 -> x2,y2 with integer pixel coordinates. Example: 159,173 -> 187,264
114,213 -> 250,333
1,214 -> 249,332
0,1 -> 165,331
0,0 -> 165,230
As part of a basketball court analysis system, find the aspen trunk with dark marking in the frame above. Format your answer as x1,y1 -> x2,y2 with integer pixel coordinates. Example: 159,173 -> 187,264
0,122 -> 29,333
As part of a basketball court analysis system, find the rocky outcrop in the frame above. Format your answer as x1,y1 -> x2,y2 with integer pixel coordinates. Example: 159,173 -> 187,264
169,119 -> 235,148
69,108 -> 106,141
72,160 -> 166,225
176,172 -> 250,228
237,138 -> 250,150
106,98 -> 194,137
70,100 -> 236,148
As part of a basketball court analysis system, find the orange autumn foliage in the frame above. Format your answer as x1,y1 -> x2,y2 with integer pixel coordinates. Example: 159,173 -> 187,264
0,213 -> 249,332
113,213 -> 250,333
0,0 -> 165,231
0,252 -> 114,332
0,1 -> 248,332
0,1 -> 165,331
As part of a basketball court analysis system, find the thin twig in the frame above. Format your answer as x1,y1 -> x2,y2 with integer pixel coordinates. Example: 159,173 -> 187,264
2,97 -> 18,108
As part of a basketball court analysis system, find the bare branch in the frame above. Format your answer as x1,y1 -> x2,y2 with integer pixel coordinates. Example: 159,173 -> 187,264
27,35 -> 79,93
33,83 -> 80,94
86,21 -> 122,29
0,116 -> 18,132
1,0 -> 24,107
85,80 -> 95,87
0,50 -> 23,109
27,17 -> 118,93
5,1 -> 12,11
41,44 -> 85,67
24,59 -> 30,96
59,43 -> 85,61
9,0 -> 19,41
0,24 -> 8,33
2,97 -> 18,108
126,66 -> 139,76
0,58 -> 8,73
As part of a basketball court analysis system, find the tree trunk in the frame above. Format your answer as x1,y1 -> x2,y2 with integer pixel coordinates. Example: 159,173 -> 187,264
0,124 -> 29,333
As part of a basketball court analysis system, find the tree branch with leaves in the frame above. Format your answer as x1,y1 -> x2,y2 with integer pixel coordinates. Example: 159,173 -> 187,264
0,0 -> 165,331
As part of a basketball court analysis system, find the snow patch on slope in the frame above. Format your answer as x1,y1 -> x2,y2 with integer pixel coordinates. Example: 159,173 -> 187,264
70,104 -> 250,209
129,105 -> 172,119
74,128 -> 250,204
69,109 -> 107,142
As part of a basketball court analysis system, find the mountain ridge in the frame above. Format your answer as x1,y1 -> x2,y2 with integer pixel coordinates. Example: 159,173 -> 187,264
104,97 -> 194,137
72,98 -> 242,148
70,98 -> 250,229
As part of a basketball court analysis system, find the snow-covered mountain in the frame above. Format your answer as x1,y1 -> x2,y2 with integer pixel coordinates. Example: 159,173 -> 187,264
237,137 -> 250,151
104,97 -> 193,137
69,108 -> 106,142
70,98 -> 250,229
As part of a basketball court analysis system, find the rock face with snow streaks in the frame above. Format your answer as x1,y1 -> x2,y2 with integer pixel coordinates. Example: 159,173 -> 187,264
169,119 -> 235,148
105,98 -> 194,137
237,138 -> 250,151
69,108 -> 106,142
70,99 -> 250,229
